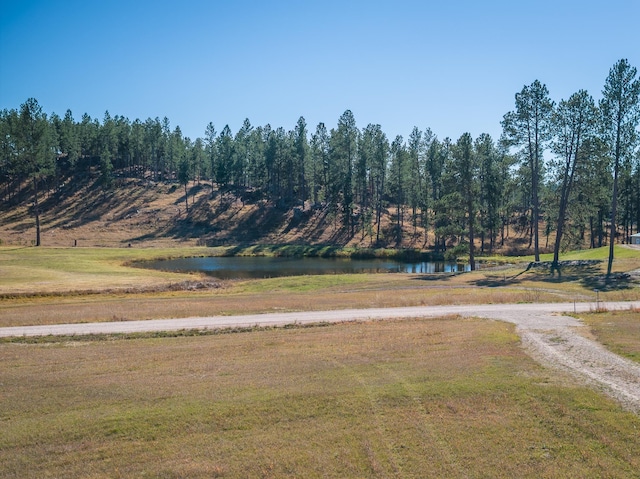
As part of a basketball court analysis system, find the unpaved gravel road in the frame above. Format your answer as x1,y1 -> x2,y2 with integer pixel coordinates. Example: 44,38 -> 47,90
2,301 -> 639,412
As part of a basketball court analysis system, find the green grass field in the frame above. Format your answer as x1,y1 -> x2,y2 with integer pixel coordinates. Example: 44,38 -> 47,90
0,246 -> 217,294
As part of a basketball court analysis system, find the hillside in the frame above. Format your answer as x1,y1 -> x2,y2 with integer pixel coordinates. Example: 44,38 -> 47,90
0,174 -> 537,253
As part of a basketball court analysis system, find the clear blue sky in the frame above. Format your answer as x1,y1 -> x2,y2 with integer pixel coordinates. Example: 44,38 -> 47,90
1,0 -> 638,143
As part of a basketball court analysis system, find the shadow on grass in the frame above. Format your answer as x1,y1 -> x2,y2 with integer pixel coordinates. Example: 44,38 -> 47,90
467,260 -> 637,291
410,274 -> 454,282
581,273 -> 634,291
535,262 -> 603,283
471,276 -> 519,287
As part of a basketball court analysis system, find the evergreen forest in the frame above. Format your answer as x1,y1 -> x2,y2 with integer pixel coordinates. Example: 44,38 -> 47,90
1,59 -> 639,274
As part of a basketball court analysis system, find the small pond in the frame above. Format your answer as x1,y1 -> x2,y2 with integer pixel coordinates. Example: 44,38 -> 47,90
140,256 -> 474,279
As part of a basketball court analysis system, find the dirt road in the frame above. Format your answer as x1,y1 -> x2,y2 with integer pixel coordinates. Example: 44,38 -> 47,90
2,301 -> 639,412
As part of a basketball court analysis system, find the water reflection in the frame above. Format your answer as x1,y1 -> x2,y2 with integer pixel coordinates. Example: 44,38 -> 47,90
140,256 -> 472,279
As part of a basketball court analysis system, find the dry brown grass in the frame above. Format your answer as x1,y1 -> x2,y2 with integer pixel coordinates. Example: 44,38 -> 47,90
580,309 -> 640,363
0,274 -> 580,328
2,317 -> 639,478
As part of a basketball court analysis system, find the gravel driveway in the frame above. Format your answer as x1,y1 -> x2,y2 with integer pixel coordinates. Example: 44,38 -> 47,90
2,301 -> 639,412
470,304 -> 640,413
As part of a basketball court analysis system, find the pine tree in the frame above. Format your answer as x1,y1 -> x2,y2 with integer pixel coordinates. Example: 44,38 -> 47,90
17,98 -> 56,246
501,80 -> 554,261
549,90 -> 597,275
600,59 -> 640,277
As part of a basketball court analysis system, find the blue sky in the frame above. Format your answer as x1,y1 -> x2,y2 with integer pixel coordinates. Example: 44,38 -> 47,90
1,0 -> 638,143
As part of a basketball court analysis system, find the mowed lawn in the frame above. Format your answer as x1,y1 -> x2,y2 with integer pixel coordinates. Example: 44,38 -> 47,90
2,317 -> 639,478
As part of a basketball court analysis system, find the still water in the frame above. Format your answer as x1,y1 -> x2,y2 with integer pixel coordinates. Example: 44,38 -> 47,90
140,256 -> 472,279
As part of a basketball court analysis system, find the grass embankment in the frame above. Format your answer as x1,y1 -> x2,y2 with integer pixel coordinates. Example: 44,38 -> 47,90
0,245 -> 237,294
2,317 -> 639,478
507,244 -> 640,263
1,245 -> 639,328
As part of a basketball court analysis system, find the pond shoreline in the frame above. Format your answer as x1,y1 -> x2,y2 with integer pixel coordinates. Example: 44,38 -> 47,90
136,255 -> 480,279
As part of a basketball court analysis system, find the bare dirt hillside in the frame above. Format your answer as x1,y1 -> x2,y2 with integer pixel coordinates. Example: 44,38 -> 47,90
0,177 -> 422,248
0,176 -> 536,251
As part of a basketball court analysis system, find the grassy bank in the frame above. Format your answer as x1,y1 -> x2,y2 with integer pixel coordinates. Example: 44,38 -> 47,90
2,317 -> 639,478
0,246 -> 217,294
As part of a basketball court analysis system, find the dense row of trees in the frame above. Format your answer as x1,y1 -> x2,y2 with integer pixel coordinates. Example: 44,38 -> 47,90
1,60 -> 639,274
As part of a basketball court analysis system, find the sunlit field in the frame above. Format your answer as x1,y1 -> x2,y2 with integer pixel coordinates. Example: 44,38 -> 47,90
1,246 -> 639,477
1,245 -> 638,328
2,317 -> 640,478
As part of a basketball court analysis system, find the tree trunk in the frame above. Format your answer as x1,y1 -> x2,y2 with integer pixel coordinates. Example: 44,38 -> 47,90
468,200 -> 475,271
607,156 -> 619,277
33,176 -> 41,247
532,171 -> 540,261
552,145 -> 579,276
607,115 -> 623,278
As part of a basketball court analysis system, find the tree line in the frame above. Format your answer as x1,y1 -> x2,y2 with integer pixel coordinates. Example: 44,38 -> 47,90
1,59 -> 639,275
